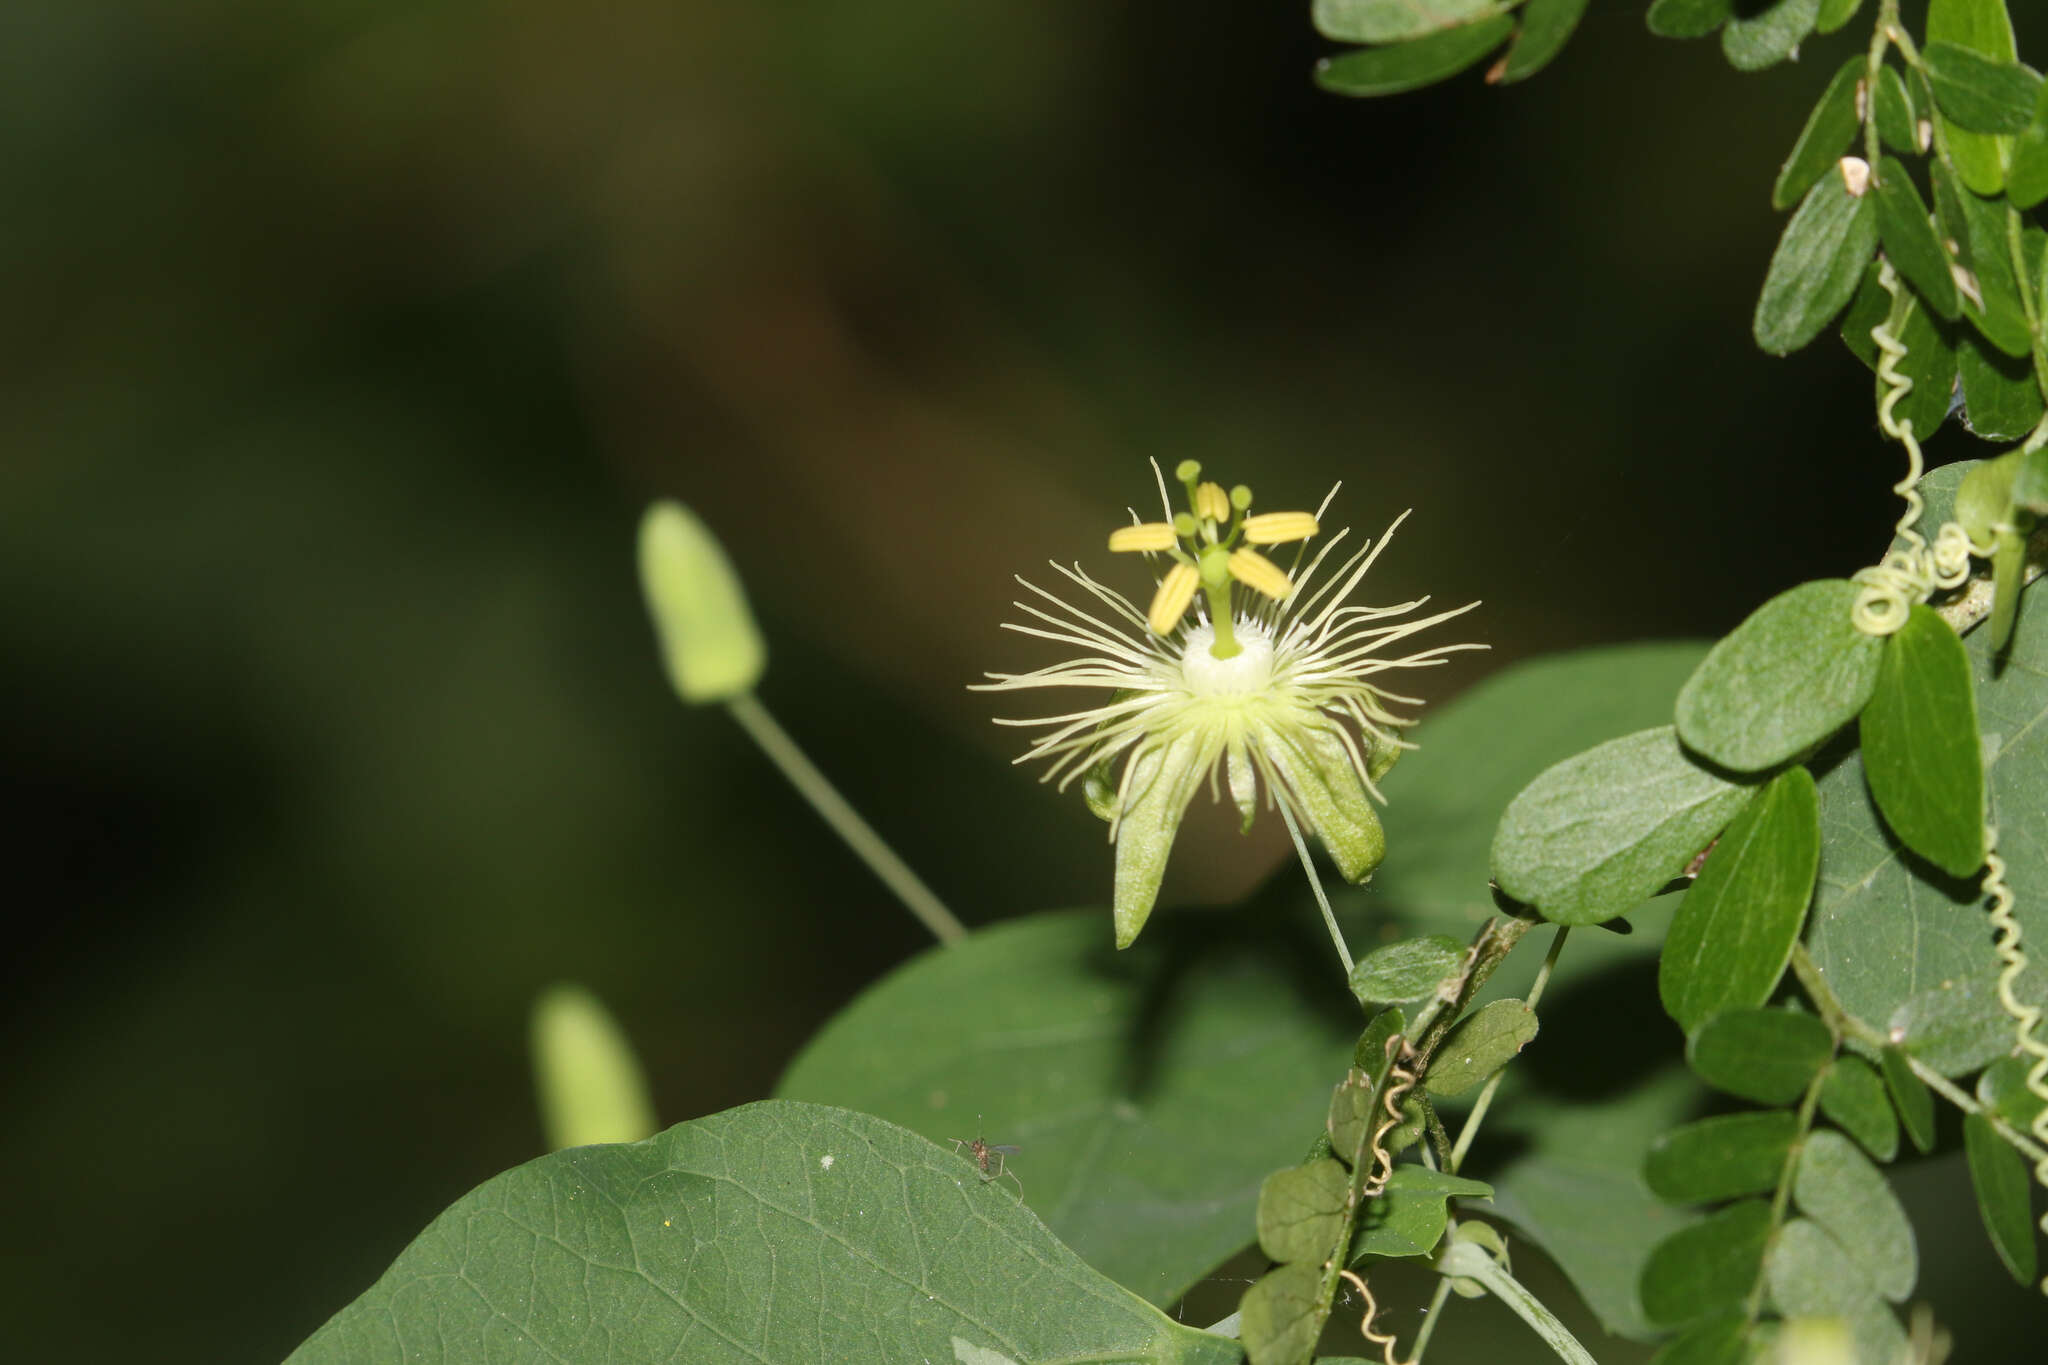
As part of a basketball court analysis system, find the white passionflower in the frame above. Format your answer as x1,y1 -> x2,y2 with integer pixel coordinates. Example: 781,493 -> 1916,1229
976,461 -> 1482,948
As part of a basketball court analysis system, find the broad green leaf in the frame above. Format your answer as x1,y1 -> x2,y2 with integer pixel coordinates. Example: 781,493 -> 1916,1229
1676,580 -> 1884,771
1872,158 -> 1960,318
2010,81 -> 2048,208
1964,1110 -> 2040,1286
1351,1166 -> 1493,1259
1646,1315 -> 1749,1365
1792,1129 -> 1916,1301
1977,1054 -> 2048,1128
1879,1044 -> 1935,1152
1927,0 -> 2019,195
1949,179 -> 2035,358
1493,0 -> 1590,85
1240,1261 -> 1323,1365
530,983 -> 657,1151
1870,284 -> 1956,441
1815,0 -> 1862,33
1772,58 -> 1864,211
1764,1219 -> 1910,1364
1721,0 -> 1819,73
1314,16 -> 1516,97
1329,1068 -> 1373,1162
638,500 -> 765,703
1640,1198 -> 1773,1328
1874,66 -> 1917,153
1646,0 -> 1732,40
1257,1158 -> 1349,1263
1660,767 -> 1820,1032
1957,333 -> 2046,440
1492,726 -> 1753,926
290,1101 -> 1237,1365
1921,42 -> 2042,135
1754,170 -> 1880,355
1350,934 -> 1465,1007
1356,1006 -> 1408,1074
1687,1007 -> 1833,1105
776,910 -> 1354,1306
1807,569 -> 2048,1076
1645,1110 -> 1798,1204
1425,998 -> 1538,1097
1819,1057 -> 1900,1161
1312,0 -> 1505,44
1485,1066 -> 1701,1341
1860,605 -> 1985,877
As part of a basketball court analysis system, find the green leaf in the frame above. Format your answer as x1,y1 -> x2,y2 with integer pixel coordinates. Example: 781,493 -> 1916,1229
1356,1006 -> 1408,1073
1721,0 -> 1819,73
1927,0 -> 2020,195
1314,16 -> 1516,97
530,983 -> 657,1151
1874,65 -> 1918,153
1793,1129 -> 1916,1302
776,910 -> 1354,1306
1646,1315 -> 1750,1365
1772,58 -> 1865,211
1879,1044 -> 1936,1152
2010,81 -> 2048,208
1977,1054 -> 2048,1128
1686,1007 -> 1833,1105
1947,178 -> 2036,358
1644,1110 -> 1798,1204
1964,1110 -> 2040,1286
1676,580 -> 1884,771
1646,0 -> 1733,40
1819,1056 -> 1900,1161
1815,0 -> 1862,33
1329,1068 -> 1374,1163
1352,1166 -> 1493,1259
1872,158 -> 1961,319
1921,42 -> 2042,136
1639,1198 -> 1773,1328
1492,726 -> 1754,926
1425,998 -> 1539,1097
1257,1158 -> 1350,1263
1493,0 -> 1590,85
1313,0 -> 1506,45
1808,569 -> 2048,1076
1879,284 -> 1957,441
1763,1219 -> 1911,1364
1350,934 -> 1466,1007
1660,767 -> 1820,1032
1860,606 -> 1986,876
1957,332 -> 2046,440
638,501 -> 766,704
289,1100 -> 1238,1365
1240,1261 -> 1324,1365
1754,168 -> 1880,355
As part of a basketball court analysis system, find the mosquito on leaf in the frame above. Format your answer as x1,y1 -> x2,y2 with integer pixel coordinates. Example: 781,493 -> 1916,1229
949,1118 -> 1023,1196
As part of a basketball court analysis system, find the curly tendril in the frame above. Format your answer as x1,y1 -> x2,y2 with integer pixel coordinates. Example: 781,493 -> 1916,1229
1336,1268 -> 1411,1365
1361,1034 -> 1420,1200
1983,832 -> 2048,1295
1851,263 -> 1983,636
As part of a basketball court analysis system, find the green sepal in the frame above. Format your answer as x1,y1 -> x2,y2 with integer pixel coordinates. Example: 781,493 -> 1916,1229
1267,726 -> 1387,882
1111,733 -> 1205,948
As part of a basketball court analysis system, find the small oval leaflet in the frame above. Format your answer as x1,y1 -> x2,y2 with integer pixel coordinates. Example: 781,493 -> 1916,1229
1256,1158 -> 1349,1264
1686,1006 -> 1833,1105
1792,1129 -> 1916,1302
1818,1056 -> 1899,1161
1773,57 -> 1867,212
1871,156 -> 1960,319
1645,1110 -> 1798,1205
1963,1110 -> 2040,1287
1879,1044 -> 1936,1153
1639,1198 -> 1773,1329
1675,579 -> 1884,771
1753,135 -> 1880,354
1764,1219 -> 1910,1364
1349,934 -> 1465,1007
1425,998 -> 1538,1098
1315,14 -> 1517,97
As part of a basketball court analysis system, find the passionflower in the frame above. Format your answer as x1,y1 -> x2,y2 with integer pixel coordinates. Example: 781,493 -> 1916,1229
977,461 -> 1481,948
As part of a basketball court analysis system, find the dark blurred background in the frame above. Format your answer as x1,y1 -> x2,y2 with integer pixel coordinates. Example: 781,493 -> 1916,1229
3,1 -> 2012,1359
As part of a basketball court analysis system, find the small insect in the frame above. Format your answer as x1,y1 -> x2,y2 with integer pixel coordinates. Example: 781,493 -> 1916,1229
949,1117 -> 1023,1196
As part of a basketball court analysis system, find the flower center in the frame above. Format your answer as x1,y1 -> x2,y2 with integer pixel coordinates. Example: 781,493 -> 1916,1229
1180,621 -> 1274,696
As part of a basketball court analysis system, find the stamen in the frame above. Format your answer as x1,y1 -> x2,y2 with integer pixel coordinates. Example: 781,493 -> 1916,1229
1109,522 -> 1178,553
1195,481 -> 1231,523
1227,548 -> 1293,600
1147,563 -> 1201,634
1243,511 -> 1320,545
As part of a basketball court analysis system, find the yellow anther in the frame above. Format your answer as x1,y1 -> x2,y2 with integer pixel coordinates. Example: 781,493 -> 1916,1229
1109,522 -> 1178,553
1227,548 -> 1293,601
1242,511 -> 1320,545
1147,562 -> 1201,634
1195,481 -> 1231,523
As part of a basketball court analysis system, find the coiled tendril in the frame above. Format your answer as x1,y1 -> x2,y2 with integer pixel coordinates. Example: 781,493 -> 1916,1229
1983,834 -> 2048,1295
1336,1268 -> 1411,1365
1851,263 -> 1983,636
1361,1034 -> 1420,1199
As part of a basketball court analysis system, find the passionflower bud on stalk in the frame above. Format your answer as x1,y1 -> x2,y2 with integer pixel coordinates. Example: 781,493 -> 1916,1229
977,461 -> 1482,949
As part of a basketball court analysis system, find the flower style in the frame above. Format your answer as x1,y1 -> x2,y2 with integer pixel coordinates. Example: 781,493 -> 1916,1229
976,461 -> 1482,948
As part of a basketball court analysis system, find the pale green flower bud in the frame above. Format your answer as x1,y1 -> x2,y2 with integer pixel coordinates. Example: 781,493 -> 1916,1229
638,501 -> 766,703
531,984 -> 657,1150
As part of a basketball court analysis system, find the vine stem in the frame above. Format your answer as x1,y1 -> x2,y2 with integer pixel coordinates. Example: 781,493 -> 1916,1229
1447,926 -> 1569,1174
1790,944 -> 2048,1165
724,694 -> 968,946
1280,798 -> 1354,977
1404,1275 -> 1456,1364
1433,1242 -> 1597,1365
